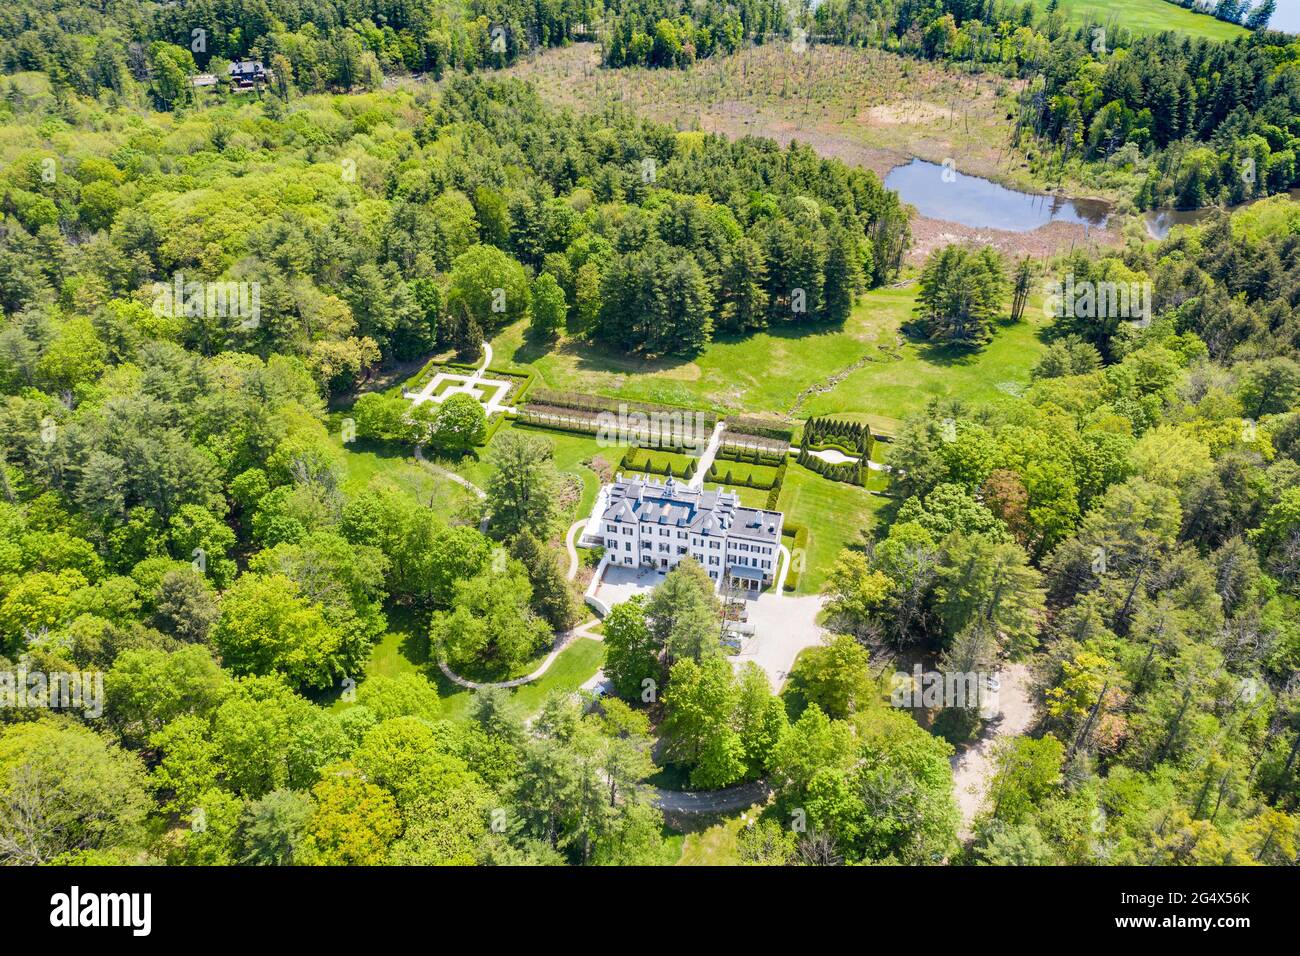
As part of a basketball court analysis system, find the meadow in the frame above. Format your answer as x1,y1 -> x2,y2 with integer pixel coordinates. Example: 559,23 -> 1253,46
1037,0 -> 1249,41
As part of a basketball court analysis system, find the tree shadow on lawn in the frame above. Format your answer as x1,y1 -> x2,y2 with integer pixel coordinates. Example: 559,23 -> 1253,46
867,492 -> 904,528
541,318 -> 858,377
910,318 -> 1050,368
913,338 -> 986,368
565,339 -> 697,377
509,326 -> 561,365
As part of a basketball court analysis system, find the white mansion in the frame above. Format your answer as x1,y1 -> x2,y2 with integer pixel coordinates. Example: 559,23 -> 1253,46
592,475 -> 784,590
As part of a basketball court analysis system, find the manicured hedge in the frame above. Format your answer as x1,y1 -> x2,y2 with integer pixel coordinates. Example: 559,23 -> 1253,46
513,414 -> 604,439
706,460 -> 779,490
478,410 -> 510,446
799,416 -> 874,460
620,446 -> 698,479
727,414 -> 795,442
717,445 -> 785,467
403,361 -> 534,407
797,447 -> 867,485
765,456 -> 789,510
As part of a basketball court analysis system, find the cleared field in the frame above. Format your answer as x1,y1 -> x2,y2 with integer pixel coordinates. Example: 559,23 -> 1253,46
493,305 -> 892,416
1038,0 -> 1249,40
493,285 -> 1048,433
800,295 -> 1051,433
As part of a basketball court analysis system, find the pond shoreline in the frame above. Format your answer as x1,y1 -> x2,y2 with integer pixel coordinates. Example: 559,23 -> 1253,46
905,213 -> 1122,264
884,157 -> 1123,262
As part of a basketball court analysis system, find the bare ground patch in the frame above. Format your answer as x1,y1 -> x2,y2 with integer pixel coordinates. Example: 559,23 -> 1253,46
907,214 -> 1122,265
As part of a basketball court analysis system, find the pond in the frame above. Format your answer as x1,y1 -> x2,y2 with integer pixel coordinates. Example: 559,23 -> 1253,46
883,158 -> 1111,232
1144,188 -> 1300,240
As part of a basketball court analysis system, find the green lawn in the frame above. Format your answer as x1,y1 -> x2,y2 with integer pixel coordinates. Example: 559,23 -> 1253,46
490,289 -> 915,417
450,420 -> 609,526
491,286 -> 1048,433
511,638 -> 606,714
801,308 -> 1050,433
329,433 -> 483,524
343,613 -> 605,723
325,604 -> 480,718
1034,0 -> 1248,40
675,811 -> 764,865
708,459 -> 781,488
623,447 -> 700,477
777,462 -> 894,593
732,484 -> 777,510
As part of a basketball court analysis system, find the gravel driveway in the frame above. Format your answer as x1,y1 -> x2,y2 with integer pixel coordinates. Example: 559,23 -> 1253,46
948,662 -> 1035,840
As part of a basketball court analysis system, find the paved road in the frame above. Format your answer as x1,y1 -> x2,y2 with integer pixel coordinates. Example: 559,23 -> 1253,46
731,592 -> 826,691
653,778 -> 771,814
687,421 -> 727,489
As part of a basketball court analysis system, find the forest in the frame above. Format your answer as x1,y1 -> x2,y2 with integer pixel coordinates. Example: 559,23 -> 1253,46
0,0 -> 1296,869
820,197 -> 1300,863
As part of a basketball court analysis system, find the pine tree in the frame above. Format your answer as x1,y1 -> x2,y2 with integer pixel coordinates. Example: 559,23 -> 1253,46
509,529 -> 580,631
1011,257 -> 1033,323
1246,0 -> 1276,30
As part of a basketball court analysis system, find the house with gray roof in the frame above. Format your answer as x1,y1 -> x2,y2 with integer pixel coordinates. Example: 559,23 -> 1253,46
597,474 -> 784,591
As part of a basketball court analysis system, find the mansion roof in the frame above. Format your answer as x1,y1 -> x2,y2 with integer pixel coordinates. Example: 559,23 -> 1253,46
603,475 -> 783,544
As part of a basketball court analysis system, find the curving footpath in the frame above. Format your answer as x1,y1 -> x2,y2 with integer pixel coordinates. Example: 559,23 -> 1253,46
438,618 -> 602,690
413,445 -> 487,499
436,516 -> 603,691
775,543 -> 793,595
804,447 -> 890,472
687,421 -> 727,489
653,779 -> 771,814
564,519 -> 586,580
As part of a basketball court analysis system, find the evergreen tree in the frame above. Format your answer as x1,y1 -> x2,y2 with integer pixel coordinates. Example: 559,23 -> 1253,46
509,530 -> 580,631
